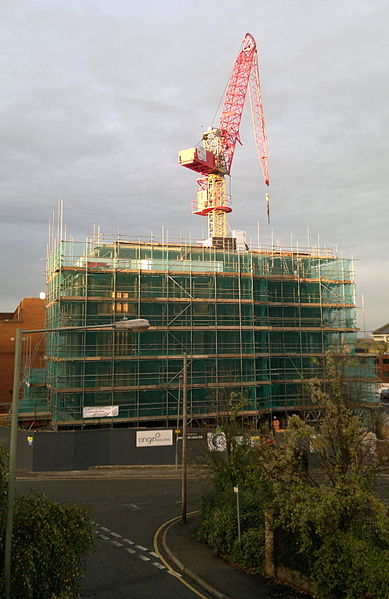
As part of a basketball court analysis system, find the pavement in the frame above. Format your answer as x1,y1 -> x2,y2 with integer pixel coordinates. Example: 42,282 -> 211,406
16,464 -> 203,480
157,512 -> 310,599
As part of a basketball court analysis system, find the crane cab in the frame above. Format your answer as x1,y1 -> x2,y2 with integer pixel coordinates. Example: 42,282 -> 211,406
178,146 -> 217,174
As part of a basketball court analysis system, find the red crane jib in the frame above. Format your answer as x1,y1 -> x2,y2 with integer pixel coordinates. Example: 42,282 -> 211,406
178,33 -> 269,188
219,33 -> 257,174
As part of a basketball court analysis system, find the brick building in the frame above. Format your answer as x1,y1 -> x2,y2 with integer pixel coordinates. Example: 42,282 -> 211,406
0,298 -> 46,411
376,355 -> 389,385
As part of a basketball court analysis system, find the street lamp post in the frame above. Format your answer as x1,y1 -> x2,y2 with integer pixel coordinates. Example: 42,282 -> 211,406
181,352 -> 188,524
4,318 -> 150,599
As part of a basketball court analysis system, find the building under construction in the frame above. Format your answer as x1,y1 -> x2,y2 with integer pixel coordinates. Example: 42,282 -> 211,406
18,35 -> 377,429
32,233 -> 366,429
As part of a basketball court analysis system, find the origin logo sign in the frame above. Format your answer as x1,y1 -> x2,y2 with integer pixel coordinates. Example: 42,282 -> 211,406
136,430 -> 173,447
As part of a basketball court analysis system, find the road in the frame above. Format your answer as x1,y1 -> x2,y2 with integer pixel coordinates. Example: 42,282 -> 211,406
16,476 -> 212,599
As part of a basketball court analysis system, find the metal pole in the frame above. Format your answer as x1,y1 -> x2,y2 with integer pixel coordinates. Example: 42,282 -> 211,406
5,327 -> 23,598
236,488 -> 241,542
175,375 -> 182,469
181,353 -> 187,523
234,486 -> 241,542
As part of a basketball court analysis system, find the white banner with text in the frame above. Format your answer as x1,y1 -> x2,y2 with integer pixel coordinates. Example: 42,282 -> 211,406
136,430 -> 173,447
83,405 -> 119,418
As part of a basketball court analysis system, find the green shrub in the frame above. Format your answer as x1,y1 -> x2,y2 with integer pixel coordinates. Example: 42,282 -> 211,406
197,494 -> 237,556
312,532 -> 389,599
231,526 -> 265,572
3,492 -> 94,599
197,488 -> 266,572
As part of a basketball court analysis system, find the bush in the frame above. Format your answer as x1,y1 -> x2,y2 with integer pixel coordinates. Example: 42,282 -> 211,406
231,526 -> 265,572
197,488 -> 265,572
274,525 -> 313,575
197,493 -> 238,556
1,491 -> 94,599
312,532 -> 389,599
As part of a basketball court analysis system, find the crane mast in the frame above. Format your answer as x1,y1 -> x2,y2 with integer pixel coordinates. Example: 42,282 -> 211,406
178,33 -> 269,248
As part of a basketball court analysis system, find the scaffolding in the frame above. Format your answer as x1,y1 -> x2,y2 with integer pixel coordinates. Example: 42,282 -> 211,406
26,232 -> 375,428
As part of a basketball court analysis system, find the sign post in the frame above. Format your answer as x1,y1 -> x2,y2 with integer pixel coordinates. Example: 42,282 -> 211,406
234,486 -> 241,542
175,431 -> 182,468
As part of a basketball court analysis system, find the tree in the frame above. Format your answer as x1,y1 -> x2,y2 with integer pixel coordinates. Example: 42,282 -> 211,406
197,356 -> 389,598
254,355 -> 389,598
0,446 -> 94,598
205,393 -> 254,487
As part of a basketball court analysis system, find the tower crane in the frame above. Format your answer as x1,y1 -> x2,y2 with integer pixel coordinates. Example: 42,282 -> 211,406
178,33 -> 269,248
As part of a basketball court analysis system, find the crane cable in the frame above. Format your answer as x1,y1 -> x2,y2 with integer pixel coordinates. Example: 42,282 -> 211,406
195,42 -> 241,149
211,39 -> 244,129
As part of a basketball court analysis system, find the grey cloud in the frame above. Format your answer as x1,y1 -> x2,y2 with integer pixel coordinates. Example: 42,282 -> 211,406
0,0 -> 388,332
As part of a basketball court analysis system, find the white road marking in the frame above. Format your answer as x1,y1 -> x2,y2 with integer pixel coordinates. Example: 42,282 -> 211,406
167,570 -> 182,577
94,526 -> 165,572
138,555 -> 150,562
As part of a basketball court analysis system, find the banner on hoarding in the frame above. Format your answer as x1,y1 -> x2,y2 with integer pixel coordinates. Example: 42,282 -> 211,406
83,406 -> 119,418
207,432 -> 227,451
136,430 -> 173,447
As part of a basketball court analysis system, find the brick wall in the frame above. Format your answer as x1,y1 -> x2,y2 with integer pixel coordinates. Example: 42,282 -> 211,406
0,298 -> 45,410
376,354 -> 389,384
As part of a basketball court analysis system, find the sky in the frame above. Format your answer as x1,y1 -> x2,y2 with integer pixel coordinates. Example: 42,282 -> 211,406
0,0 -> 388,332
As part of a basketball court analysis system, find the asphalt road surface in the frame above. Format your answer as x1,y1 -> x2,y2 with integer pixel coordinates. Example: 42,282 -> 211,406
16,477 -> 212,599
